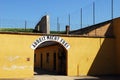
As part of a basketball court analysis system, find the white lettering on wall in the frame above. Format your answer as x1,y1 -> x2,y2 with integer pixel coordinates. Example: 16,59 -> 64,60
3,65 -> 32,70
31,36 -> 70,50
7,56 -> 20,62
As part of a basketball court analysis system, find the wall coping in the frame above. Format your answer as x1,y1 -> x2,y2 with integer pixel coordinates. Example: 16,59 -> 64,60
0,31 -> 114,38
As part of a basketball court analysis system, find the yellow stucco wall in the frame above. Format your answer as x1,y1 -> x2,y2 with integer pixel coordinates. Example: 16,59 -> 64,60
67,37 -> 115,76
0,34 -> 35,78
0,32 -> 116,77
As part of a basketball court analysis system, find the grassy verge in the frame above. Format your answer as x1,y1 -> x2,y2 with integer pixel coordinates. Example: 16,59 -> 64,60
50,31 -> 65,34
0,28 -> 65,34
0,28 -> 33,32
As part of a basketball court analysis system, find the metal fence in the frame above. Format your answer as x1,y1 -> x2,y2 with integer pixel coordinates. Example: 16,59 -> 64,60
0,19 -> 35,29
0,0 -> 120,32
54,0 -> 120,31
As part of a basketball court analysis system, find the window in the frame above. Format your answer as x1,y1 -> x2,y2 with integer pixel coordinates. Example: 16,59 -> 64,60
46,53 -> 49,63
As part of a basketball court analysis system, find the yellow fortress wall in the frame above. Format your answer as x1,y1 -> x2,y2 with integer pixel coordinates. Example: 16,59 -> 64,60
31,35 -> 116,76
34,36 -> 116,76
0,31 -> 117,78
67,37 -> 115,76
0,33 -> 35,78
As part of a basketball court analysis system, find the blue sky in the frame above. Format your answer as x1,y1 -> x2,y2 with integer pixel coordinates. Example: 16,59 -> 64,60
0,0 -> 120,31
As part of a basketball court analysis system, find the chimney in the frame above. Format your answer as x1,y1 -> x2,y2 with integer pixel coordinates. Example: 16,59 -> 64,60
66,25 -> 70,35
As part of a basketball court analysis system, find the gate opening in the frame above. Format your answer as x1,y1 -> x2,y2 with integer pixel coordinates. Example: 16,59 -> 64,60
34,41 -> 67,75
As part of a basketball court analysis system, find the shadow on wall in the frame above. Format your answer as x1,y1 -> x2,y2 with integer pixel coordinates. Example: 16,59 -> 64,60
87,24 -> 116,76
104,21 -> 114,37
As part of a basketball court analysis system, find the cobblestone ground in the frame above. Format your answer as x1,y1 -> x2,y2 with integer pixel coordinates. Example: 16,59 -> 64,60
32,75 -> 120,80
1,76 -> 120,80
0,69 -> 120,80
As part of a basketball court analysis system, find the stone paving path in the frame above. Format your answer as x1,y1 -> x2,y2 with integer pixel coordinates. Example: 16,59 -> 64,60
27,75 -> 120,80
0,69 -> 120,80
1,76 -> 120,80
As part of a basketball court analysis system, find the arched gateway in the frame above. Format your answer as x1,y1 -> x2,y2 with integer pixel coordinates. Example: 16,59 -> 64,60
31,36 -> 70,50
31,36 -> 70,75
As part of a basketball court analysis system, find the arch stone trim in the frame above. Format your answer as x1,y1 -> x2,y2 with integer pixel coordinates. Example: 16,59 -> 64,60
31,36 -> 70,50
